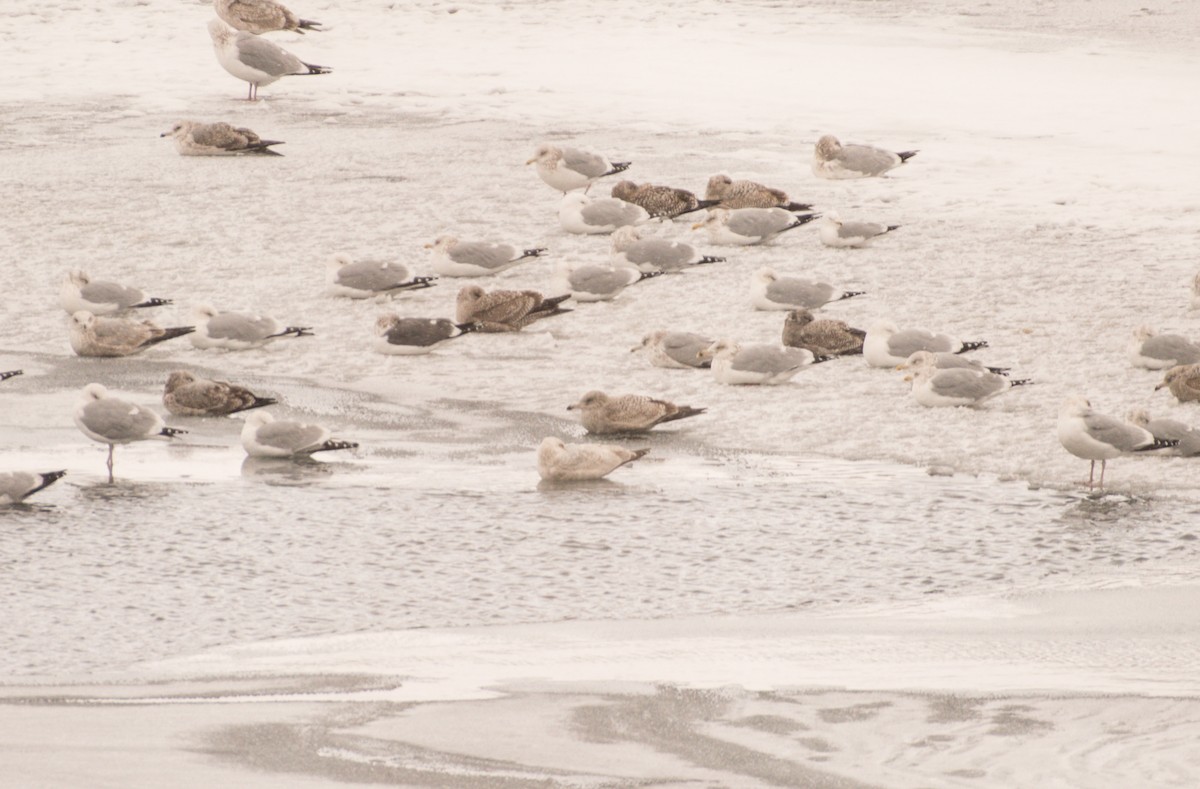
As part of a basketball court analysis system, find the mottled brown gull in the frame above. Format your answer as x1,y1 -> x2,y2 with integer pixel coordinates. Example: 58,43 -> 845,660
326,255 -> 435,299
0,470 -> 66,506
455,286 -> 572,332
1127,409 -> 1200,457
609,226 -> 724,273
898,352 -> 1031,408
864,320 -> 987,368
782,309 -> 865,356
191,305 -> 313,350
704,174 -> 812,212
60,270 -> 171,315
160,120 -> 284,156
74,383 -> 187,483
68,311 -> 195,358
692,208 -> 818,246
812,134 -> 917,179
559,193 -> 650,235
207,19 -> 331,101
567,391 -> 705,435
375,315 -> 477,355
819,212 -> 900,248
697,340 -> 827,386
609,180 -> 717,219
426,236 -> 546,278
163,371 -> 277,417
536,437 -> 649,482
214,0 -> 322,35
1156,364 -> 1200,403
1057,396 -> 1176,490
241,411 -> 357,458
632,331 -> 714,369
751,267 -> 865,311
1127,325 -> 1200,370
526,143 -> 630,193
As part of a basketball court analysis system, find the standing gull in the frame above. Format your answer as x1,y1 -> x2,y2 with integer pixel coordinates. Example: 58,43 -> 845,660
556,263 -> 661,303
60,270 -> 171,315
1127,325 -> 1200,369
1156,364 -> 1200,403
1128,409 -> 1200,457
163,371 -> 277,416
455,286 -> 572,332
160,120 -> 284,156
559,193 -> 650,235
1,370 -> 23,382
69,311 -> 195,358
426,236 -> 546,278
537,437 -> 649,482
864,320 -> 988,368
819,212 -> 900,248
632,331 -> 715,369
241,411 -> 357,458
704,174 -> 812,212
74,383 -> 187,483
751,267 -> 865,311
609,180 -> 718,219
207,19 -> 331,101
812,134 -> 917,179
567,391 -> 705,435
1,471 -> 66,506
375,315 -> 477,355
609,226 -> 724,273
214,0 -> 322,34
692,208 -> 819,246
326,255 -> 435,299
697,340 -> 827,385
526,143 -> 630,193
191,305 -> 313,350
1057,395 -> 1176,489
898,353 -> 1031,408
782,309 -> 865,356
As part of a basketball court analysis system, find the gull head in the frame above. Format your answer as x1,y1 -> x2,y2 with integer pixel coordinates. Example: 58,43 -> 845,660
160,120 -> 195,140
697,339 -> 738,362
80,382 -> 109,403
632,330 -> 665,353
814,134 -> 842,161
1060,395 -> 1093,419
326,253 -> 354,273
426,235 -> 457,252
207,18 -> 235,46
164,370 -> 199,393
691,208 -> 729,231
754,267 -> 779,285
526,143 -> 561,167
705,173 -> 732,199
64,269 -> 89,287
374,313 -> 401,334
897,350 -> 938,372
192,304 -> 220,323
609,180 -> 638,201
1132,325 -> 1157,342
456,284 -> 486,307
567,390 -> 608,412
868,319 -> 899,338
537,436 -> 567,465
785,308 -> 814,328
69,310 -> 97,333
822,210 -> 843,227
610,225 -> 642,252
1126,408 -> 1151,428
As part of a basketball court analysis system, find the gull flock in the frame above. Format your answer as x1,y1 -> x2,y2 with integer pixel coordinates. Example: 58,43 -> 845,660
4,0 -> 1199,502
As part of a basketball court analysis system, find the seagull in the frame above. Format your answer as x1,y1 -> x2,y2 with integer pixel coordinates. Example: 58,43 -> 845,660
632,331 -> 715,369
454,286 -> 572,332
898,350 -> 1009,376
609,226 -> 724,273
782,309 -> 865,356
567,391 -> 705,435
60,270 -> 172,316
812,134 -> 917,179
241,411 -> 357,458
325,255 -> 435,299
819,212 -> 900,248
559,192 -> 651,235
864,320 -> 988,368
0,470 -> 66,506
526,143 -> 630,193
214,0 -> 322,35
426,236 -> 547,278
697,340 -> 828,385
1127,325 -> 1200,369
556,263 -> 661,302
898,352 -> 1031,408
0,370 -> 23,382
191,305 -> 313,350
536,437 -> 649,481
74,383 -> 187,482
162,371 -> 277,416
160,120 -> 284,156
1156,364 -> 1200,403
374,315 -> 478,355
68,311 -> 195,357
704,174 -> 813,212
1057,395 -> 1176,490
609,180 -> 718,219
1127,409 -> 1200,457
692,208 -> 819,246
207,18 -> 331,101
750,267 -> 865,311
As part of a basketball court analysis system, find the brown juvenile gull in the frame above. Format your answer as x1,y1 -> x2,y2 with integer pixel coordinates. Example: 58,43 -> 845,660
1057,395 -> 1176,490
455,286 -> 572,332
241,411 -> 357,458
162,371 -> 277,417
697,340 -> 829,386
568,391 -> 705,435
536,437 -> 649,481
704,174 -> 813,212
632,331 -> 714,369
609,226 -> 724,273
863,320 -> 987,368
74,383 -> 187,483
374,315 -> 478,355
692,208 -> 819,246
782,309 -> 865,356
559,192 -> 650,235
751,267 -> 864,311
326,255 -> 435,299
898,353 -> 1031,408
557,263 -> 662,302
1156,364 -> 1200,403
609,180 -> 718,219
207,19 -> 331,101
68,311 -> 195,358
819,212 -> 900,248
60,270 -> 171,315
160,120 -> 284,156
426,236 -> 547,278
191,305 -> 313,350
812,134 -> 917,179
0,370 -> 22,382
898,350 -> 1009,376
1128,409 -> 1200,457
214,0 -> 323,35
1127,325 -> 1200,370
526,143 -> 630,193
0,470 -> 66,506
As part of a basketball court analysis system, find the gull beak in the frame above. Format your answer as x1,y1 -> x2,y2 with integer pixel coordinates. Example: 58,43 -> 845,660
566,404 -> 578,411
629,345 -> 641,353
159,131 -> 169,137
423,243 -> 432,249
902,374 -> 914,383
894,363 -> 908,371
1154,382 -> 1167,390
690,221 -> 704,230
524,157 -> 537,165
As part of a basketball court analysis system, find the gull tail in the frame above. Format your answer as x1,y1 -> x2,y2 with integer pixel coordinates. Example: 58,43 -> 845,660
811,354 -> 836,365
885,225 -> 901,233
1009,379 -> 1034,388
247,141 -> 285,156
141,326 -> 196,348
986,366 -> 1011,376
517,247 -> 548,261
131,297 -> 172,309
663,406 -> 706,424
300,61 -> 333,75
956,340 -> 989,354
229,396 -> 277,415
269,326 -> 315,339
671,199 -> 721,218
389,276 -> 438,292
838,290 -> 866,301
27,470 -> 67,497
159,427 -> 188,440
897,151 -> 919,163
297,18 -> 323,32
635,271 -> 665,284
453,322 -> 482,336
782,201 -> 815,212
697,255 -> 725,265
1135,437 -> 1179,452
619,448 -> 651,468
603,161 -> 632,177
0,369 -> 24,381
540,294 -> 573,310
312,439 -> 358,454
784,213 -> 821,231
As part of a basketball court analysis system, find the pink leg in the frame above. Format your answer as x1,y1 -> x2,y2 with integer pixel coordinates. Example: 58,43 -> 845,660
1098,459 -> 1107,489
106,444 -> 115,484
1086,460 -> 1095,489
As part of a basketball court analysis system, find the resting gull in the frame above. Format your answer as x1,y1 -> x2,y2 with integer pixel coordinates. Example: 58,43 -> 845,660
782,309 -> 865,356
163,370 -> 277,416
160,120 -> 283,156
704,174 -> 812,212
1127,325 -> 1200,369
455,285 -> 572,332
692,207 -> 819,246
207,18 -> 331,101
751,267 -> 864,311
1127,409 -> 1200,457
69,311 -> 195,358
812,134 -> 917,179
609,180 -> 717,219
567,391 -> 705,435
1057,395 -> 1176,489
241,411 -> 357,458
1156,364 -> 1200,403
526,143 -> 630,193
536,437 -> 649,481
632,331 -> 714,369
609,226 -> 724,273
375,315 -> 477,355
0,470 -> 66,506
864,320 -> 988,368
326,255 -> 435,299
697,340 -> 827,385
819,212 -> 900,248
426,236 -> 546,278
60,270 -> 171,315
898,352 -> 1030,408
191,305 -> 313,350
557,264 -> 661,302
74,383 -> 187,482
214,0 -> 322,35
559,192 -> 650,235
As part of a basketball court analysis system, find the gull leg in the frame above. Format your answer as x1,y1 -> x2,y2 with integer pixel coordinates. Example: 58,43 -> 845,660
1085,460 -> 1095,489
106,444 -> 115,484
1098,459 -> 1107,490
